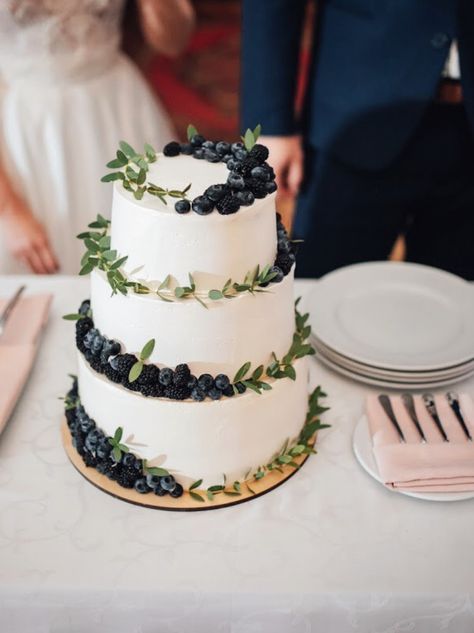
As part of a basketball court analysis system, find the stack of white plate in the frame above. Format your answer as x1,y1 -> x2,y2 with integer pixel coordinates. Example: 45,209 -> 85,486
307,262 -> 474,389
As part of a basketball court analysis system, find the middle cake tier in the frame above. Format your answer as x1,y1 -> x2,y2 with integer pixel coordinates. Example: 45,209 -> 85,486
91,268 -> 296,376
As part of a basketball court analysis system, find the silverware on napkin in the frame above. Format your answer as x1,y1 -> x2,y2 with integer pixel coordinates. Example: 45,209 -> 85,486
0,285 -> 26,338
378,394 -> 406,443
446,392 -> 473,441
402,393 -> 427,443
422,393 -> 449,442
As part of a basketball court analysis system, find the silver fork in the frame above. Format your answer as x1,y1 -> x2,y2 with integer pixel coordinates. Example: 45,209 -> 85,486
0,285 -> 26,338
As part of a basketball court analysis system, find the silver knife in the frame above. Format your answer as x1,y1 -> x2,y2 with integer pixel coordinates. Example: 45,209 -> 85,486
0,285 -> 26,338
378,394 -> 406,443
446,392 -> 473,441
402,393 -> 427,443
422,393 -> 449,442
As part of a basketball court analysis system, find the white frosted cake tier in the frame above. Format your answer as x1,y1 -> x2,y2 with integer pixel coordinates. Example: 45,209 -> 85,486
78,353 -> 309,488
91,268 -> 296,376
110,155 -> 277,290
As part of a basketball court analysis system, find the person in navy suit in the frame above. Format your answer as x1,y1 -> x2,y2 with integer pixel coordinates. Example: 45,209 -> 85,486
241,0 -> 474,279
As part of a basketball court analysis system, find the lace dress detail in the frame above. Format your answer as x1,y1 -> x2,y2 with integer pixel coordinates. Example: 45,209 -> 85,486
0,0 -> 125,82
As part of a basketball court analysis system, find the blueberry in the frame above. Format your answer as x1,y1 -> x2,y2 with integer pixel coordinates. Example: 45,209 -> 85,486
191,387 -> 206,401
234,149 -> 248,161
250,166 -> 270,181
198,373 -> 214,393
204,184 -> 228,202
187,375 -> 198,390
85,431 -> 100,452
231,141 -> 244,154
204,149 -> 220,163
159,368 -> 174,386
192,195 -> 214,215
163,141 -> 181,157
146,473 -> 161,489
269,265 -> 284,283
190,133 -> 205,147
215,141 -> 230,155
227,158 -> 241,171
160,475 -> 176,492
180,143 -> 193,155
202,140 -> 215,150
154,484 -> 167,496
227,172 -> 245,191
215,374 -> 230,390
175,199 -> 191,214
109,341 -> 121,356
79,300 -> 90,316
123,453 -> 139,469
92,336 -> 104,354
222,153 -> 233,163
80,418 -> 95,434
109,356 -> 120,371
235,382 -> 247,394
278,238 -> 291,253
265,181 -> 278,194
134,478 -> 149,494
223,384 -> 235,397
170,483 -> 184,498
234,190 -> 255,206
208,387 -> 222,400
192,149 -> 205,159
96,439 -> 112,459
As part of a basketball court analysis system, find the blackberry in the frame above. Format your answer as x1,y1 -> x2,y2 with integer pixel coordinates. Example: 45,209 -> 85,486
175,199 -> 191,214
169,483 -> 184,498
265,181 -> 277,194
192,195 -> 214,215
198,373 -> 214,393
110,353 -> 136,376
137,364 -> 160,387
234,190 -> 255,206
191,387 -> 206,402
83,452 -> 98,468
216,194 -> 240,215
89,357 -> 103,373
174,363 -> 191,386
215,374 -> 230,390
249,143 -> 269,163
163,141 -> 181,157
69,378 -> 78,398
237,157 -> 259,177
159,367 -> 174,386
245,177 -> 267,199
204,184 -> 229,202
227,172 -> 245,191
165,384 -> 190,400
76,316 -> 92,341
103,462 -> 118,480
96,461 -> 110,475
275,253 -> 295,275
180,143 -> 193,155
73,434 -> 86,456
215,141 -> 231,156
160,475 -> 176,492
79,299 -> 91,316
190,133 -> 205,147
103,362 -> 122,384
116,466 -> 138,489
208,387 -> 222,400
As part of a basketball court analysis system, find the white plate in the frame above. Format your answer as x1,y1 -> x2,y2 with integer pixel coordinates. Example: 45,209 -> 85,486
312,335 -> 474,381
309,262 -> 474,371
353,415 -> 474,502
316,349 -> 474,390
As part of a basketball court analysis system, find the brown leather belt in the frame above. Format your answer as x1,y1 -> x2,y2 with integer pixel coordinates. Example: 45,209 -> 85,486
436,79 -> 463,104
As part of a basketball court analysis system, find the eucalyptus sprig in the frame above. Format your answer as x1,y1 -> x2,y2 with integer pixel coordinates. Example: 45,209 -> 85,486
101,140 -> 191,204
233,362 -> 272,395
242,124 -> 262,151
187,475 -> 246,502
129,338 -> 155,383
208,264 -> 278,301
174,273 -> 207,309
108,427 -> 130,462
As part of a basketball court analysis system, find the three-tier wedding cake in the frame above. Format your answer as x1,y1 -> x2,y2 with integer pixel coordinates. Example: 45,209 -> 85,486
63,127 -> 324,506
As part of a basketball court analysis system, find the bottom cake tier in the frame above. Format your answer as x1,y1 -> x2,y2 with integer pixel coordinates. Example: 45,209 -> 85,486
77,353 -> 310,488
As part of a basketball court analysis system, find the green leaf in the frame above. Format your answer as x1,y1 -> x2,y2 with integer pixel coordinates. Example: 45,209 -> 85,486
290,444 -> 305,456
188,273 -> 195,290
254,470 -> 265,480
208,485 -> 225,492
233,481 -> 241,493
137,168 -> 146,185
285,365 -> 297,381
252,365 -> 264,381
234,361 -> 251,383
119,140 -> 136,157
253,123 -> 262,140
208,289 -> 223,301
128,361 -> 143,383
277,454 -> 293,464
190,491 -> 205,503
62,313 -> 82,321
175,287 -> 185,298
145,466 -> 170,477
79,261 -> 95,276
224,491 -> 241,497
243,128 -> 254,151
118,443 -> 130,453
189,479 -> 203,491
242,380 -> 261,394
99,235 -> 111,249
112,446 -> 122,462
140,338 -> 155,361
206,490 -> 215,501
106,158 -> 125,169
101,172 -> 124,183
102,249 -> 117,261
194,294 -> 208,309
144,143 -> 156,160
260,382 -> 272,391
246,483 -> 256,495
159,274 -> 171,290
110,255 -> 128,270
187,124 -> 198,141
114,427 -> 123,442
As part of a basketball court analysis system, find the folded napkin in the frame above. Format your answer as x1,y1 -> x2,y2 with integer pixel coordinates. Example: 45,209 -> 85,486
367,393 -> 474,492
0,293 -> 52,433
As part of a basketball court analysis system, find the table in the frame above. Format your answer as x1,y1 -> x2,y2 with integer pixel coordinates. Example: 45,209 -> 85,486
1,275 -> 473,633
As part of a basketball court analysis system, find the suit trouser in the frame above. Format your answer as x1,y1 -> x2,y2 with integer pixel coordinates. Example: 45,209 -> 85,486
294,102 -> 474,280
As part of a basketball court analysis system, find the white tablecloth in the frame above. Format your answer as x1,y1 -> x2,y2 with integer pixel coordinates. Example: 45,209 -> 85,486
0,276 -> 473,633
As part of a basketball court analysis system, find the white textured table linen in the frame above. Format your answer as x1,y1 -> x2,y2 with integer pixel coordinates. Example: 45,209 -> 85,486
0,276 -> 473,633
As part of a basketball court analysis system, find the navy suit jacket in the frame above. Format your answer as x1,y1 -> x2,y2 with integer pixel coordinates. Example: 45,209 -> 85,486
241,0 -> 474,169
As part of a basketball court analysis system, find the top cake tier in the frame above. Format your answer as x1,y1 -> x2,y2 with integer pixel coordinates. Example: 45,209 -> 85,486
110,155 -> 277,290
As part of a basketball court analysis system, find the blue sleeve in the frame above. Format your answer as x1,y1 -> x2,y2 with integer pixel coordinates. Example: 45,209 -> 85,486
240,0 -> 308,135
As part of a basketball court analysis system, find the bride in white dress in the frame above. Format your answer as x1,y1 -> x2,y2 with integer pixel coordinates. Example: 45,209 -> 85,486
0,0 -> 194,274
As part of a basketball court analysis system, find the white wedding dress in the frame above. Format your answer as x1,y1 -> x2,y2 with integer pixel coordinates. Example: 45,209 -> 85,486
0,0 -> 174,274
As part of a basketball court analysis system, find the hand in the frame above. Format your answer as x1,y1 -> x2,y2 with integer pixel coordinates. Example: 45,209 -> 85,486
0,198 -> 59,274
260,135 -> 304,231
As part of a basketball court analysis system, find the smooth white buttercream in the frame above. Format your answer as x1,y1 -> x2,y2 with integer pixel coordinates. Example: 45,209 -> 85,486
110,155 -> 277,290
91,268 -> 296,376
78,353 -> 309,488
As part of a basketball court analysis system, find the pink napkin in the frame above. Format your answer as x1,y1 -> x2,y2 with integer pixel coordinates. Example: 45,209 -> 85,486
0,294 -> 52,432
367,394 -> 474,492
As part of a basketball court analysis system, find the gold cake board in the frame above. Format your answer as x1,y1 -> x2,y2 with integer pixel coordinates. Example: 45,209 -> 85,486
61,419 -> 314,512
